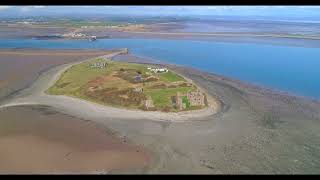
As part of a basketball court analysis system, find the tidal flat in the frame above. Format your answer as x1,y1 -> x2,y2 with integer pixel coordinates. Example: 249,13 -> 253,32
0,105 -> 151,174
1,50 -> 320,173
0,49 -> 111,101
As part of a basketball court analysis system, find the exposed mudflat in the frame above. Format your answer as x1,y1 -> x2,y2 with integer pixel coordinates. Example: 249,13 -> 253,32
2,23 -> 320,48
0,25 -> 69,39
0,105 -> 151,174
99,54 -> 320,174
1,50 -> 320,174
0,49 -> 112,102
0,49 -> 151,174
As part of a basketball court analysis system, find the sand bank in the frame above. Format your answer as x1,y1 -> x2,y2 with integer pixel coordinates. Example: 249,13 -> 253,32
1,49 -> 320,173
0,49 -> 112,102
0,50 -> 220,122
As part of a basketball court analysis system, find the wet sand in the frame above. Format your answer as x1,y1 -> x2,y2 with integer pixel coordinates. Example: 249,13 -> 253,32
1,50 -> 320,174
0,49 -> 113,101
2,23 -> 320,48
0,105 -> 150,174
0,49 -> 151,174
104,54 -> 320,174
0,50 -> 218,122
0,25 -> 71,39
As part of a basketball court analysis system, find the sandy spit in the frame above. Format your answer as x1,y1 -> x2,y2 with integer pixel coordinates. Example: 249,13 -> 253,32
1,50 -> 320,173
0,50 -> 220,122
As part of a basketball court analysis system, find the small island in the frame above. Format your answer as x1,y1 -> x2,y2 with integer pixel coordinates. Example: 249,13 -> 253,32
47,58 -> 208,112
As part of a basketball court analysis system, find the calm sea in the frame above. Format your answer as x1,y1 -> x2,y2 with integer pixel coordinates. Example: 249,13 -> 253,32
0,38 -> 319,99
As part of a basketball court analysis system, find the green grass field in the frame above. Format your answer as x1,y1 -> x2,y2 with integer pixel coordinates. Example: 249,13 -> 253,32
144,87 -> 193,108
159,71 -> 185,82
47,58 -> 150,94
47,58 -> 201,112
47,19 -> 126,28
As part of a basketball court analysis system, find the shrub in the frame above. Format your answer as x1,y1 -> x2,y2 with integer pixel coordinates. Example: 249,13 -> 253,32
182,96 -> 190,108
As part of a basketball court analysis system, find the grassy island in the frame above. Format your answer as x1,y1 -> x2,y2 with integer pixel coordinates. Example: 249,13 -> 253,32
47,58 -> 208,112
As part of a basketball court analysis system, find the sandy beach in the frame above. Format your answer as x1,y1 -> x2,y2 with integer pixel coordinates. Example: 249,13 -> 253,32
0,49 -> 154,174
0,49 -> 320,173
0,49 -> 219,122
0,49 -> 113,103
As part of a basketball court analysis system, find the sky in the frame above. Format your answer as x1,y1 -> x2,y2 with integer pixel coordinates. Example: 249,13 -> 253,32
1,6 -> 320,20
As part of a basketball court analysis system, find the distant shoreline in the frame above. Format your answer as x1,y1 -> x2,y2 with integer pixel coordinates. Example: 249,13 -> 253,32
122,31 -> 320,40
1,22 -> 320,49
1,34 -> 320,51
26,31 -> 320,41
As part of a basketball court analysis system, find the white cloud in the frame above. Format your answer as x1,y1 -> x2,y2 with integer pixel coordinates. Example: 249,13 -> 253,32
0,6 -> 11,10
20,7 -> 31,12
33,6 -> 46,8
20,6 -> 46,12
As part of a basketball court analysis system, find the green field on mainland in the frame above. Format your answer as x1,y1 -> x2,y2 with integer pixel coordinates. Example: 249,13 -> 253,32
47,19 -> 127,28
47,58 -> 201,112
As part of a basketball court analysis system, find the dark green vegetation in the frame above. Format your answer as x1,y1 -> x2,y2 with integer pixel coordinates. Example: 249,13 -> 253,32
182,96 -> 190,109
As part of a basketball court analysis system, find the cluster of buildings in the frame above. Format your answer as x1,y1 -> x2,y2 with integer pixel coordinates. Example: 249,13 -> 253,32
147,67 -> 168,73
62,32 -> 97,41
175,90 -> 205,110
90,62 -> 107,69
81,25 -> 120,29
62,32 -> 87,38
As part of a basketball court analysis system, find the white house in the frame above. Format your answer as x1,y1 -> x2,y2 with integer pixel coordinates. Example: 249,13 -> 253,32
148,67 -> 168,73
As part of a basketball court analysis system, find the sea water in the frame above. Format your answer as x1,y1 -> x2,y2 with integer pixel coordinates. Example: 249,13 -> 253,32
0,38 -> 319,99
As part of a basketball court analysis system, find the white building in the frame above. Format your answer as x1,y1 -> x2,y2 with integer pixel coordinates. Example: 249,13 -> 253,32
90,62 -> 107,69
148,67 -> 168,73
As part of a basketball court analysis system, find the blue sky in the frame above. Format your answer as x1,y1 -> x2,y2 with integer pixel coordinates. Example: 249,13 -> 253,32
1,6 -> 320,20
